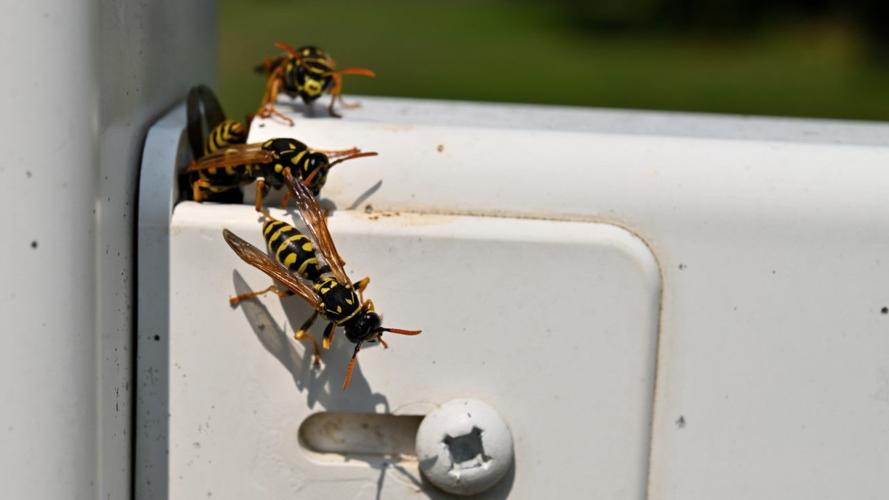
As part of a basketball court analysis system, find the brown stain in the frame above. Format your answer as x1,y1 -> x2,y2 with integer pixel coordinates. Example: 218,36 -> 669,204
361,209 -> 456,226
379,124 -> 416,133
436,144 -> 444,153
367,211 -> 399,221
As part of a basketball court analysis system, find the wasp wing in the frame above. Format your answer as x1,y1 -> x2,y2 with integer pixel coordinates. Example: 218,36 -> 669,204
186,143 -> 274,173
283,170 -> 352,286
222,229 -> 323,312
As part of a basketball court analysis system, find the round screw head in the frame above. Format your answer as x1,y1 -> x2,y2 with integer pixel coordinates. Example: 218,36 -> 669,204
415,399 -> 513,496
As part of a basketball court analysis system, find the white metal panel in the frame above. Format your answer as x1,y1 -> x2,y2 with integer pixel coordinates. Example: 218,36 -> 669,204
142,95 -> 889,498
249,98 -> 889,499
167,203 -> 661,499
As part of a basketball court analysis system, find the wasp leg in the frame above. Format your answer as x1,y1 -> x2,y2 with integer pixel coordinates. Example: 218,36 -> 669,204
322,321 -> 337,350
342,343 -> 361,391
328,74 -> 344,118
301,168 -> 319,188
354,277 -> 370,303
266,106 -> 295,126
258,68 -> 295,126
329,80 -> 362,111
192,177 -> 211,202
364,299 -> 375,313
229,284 -> 294,306
279,190 -> 290,209
293,311 -> 322,368
339,98 -> 362,110
336,90 -> 362,110
254,177 -> 268,213
259,68 -> 281,115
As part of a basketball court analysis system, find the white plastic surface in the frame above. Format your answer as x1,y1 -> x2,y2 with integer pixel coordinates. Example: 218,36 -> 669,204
249,96 -> 889,499
415,399 -> 514,496
167,203 -> 661,499
148,93 -> 889,498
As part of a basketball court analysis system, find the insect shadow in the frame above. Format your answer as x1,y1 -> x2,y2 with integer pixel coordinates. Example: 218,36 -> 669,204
233,270 -> 433,498
232,270 -> 389,412
231,271 -> 513,498
276,96 -> 338,119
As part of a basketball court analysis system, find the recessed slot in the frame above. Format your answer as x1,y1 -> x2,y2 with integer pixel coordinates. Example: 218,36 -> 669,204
299,412 -> 423,459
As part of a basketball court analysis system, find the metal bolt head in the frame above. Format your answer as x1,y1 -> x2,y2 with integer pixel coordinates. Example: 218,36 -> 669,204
415,399 -> 513,496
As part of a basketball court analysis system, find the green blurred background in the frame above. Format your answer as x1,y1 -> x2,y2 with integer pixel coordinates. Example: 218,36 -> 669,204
219,0 -> 889,122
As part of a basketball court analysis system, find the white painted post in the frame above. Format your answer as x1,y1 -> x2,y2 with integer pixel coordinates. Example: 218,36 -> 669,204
0,2 -> 214,499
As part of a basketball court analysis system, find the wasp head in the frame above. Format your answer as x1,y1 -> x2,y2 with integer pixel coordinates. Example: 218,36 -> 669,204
302,152 -> 330,195
343,310 -> 382,344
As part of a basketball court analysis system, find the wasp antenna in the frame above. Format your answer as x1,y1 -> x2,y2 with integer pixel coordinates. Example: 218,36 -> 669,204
381,327 -> 422,336
331,67 -> 376,78
328,151 -> 378,169
319,147 -> 361,158
342,343 -> 361,391
274,41 -> 301,60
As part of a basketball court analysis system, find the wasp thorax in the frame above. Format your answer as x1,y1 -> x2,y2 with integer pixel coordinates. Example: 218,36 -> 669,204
317,278 -> 362,323
263,138 -> 308,157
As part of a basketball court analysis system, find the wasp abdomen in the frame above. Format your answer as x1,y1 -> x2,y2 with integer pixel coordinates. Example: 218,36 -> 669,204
192,120 -> 250,198
262,219 -> 329,282
205,120 -> 247,156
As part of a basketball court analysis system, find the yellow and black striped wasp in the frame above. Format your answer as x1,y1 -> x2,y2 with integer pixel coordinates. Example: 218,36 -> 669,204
256,41 -> 375,123
183,84 -> 376,208
187,85 -> 248,159
184,85 -> 251,204
185,137 -> 376,211
223,170 -> 421,390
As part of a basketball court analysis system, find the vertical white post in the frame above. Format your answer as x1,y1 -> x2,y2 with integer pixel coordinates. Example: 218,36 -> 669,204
0,1 -> 215,499
0,2 -> 100,499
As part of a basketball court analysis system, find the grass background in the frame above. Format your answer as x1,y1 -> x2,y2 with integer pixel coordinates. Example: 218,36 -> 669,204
218,0 -> 889,122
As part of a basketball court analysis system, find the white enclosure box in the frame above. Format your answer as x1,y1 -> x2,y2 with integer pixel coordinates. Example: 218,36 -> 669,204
139,96 -> 889,499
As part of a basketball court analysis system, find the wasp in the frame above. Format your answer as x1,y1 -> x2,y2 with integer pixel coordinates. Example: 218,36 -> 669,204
256,41 -> 375,123
184,136 -> 377,210
187,85 -> 248,159
183,84 -> 376,208
184,85 -> 251,204
223,169 -> 421,390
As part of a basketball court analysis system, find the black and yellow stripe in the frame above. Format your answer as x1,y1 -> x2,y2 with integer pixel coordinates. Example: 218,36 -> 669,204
313,276 -> 362,325
205,120 -> 247,156
260,217 -> 361,325
262,218 -> 329,282
279,46 -> 333,103
191,137 -> 328,201
191,120 -> 250,198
